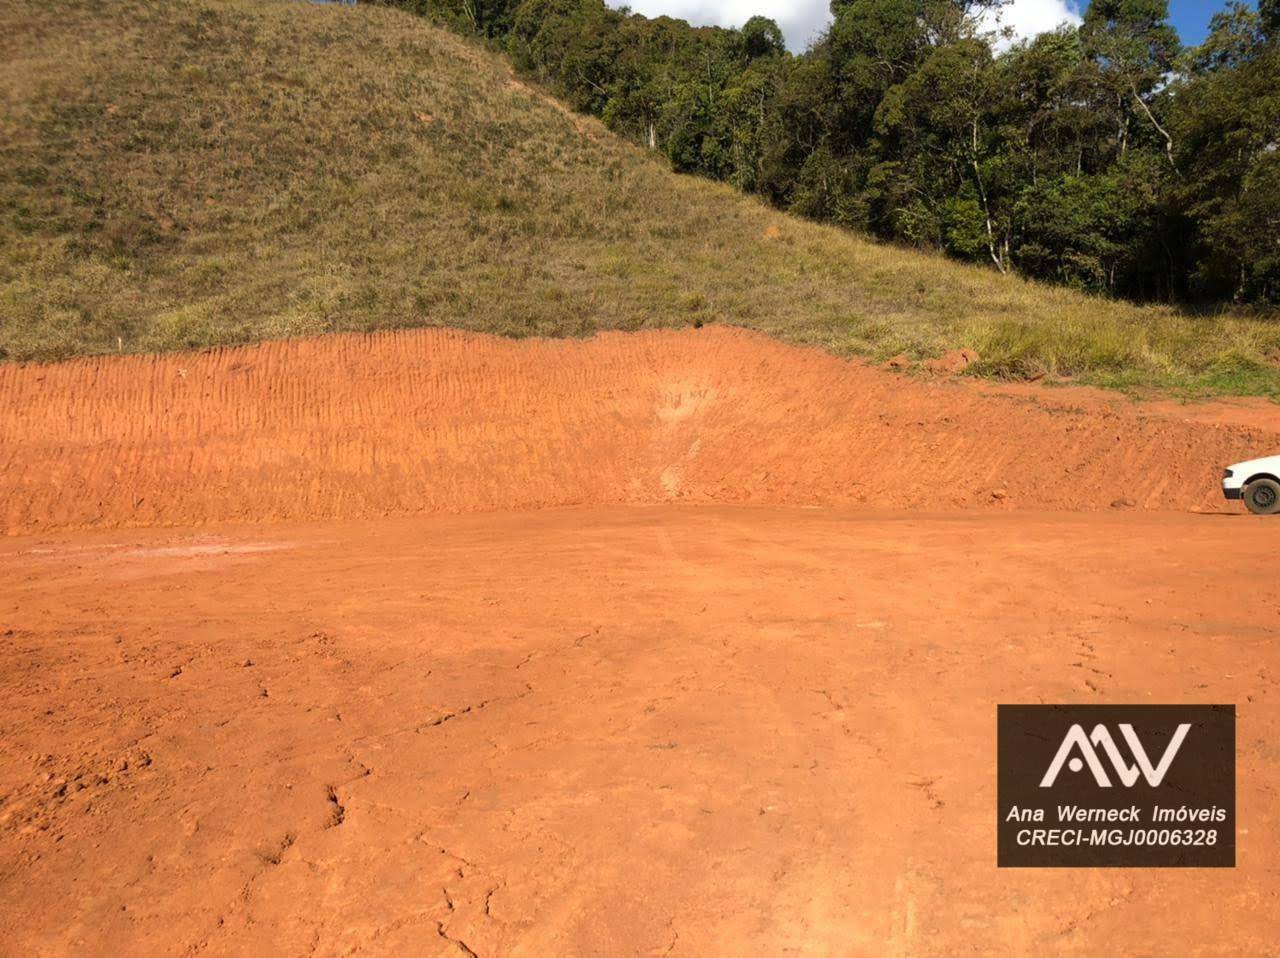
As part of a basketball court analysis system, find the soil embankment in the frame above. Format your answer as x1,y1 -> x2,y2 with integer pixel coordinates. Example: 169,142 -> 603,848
1,326 -> 1275,533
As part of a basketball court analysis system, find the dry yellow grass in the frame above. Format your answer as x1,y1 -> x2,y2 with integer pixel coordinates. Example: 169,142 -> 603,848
2,0 -> 1278,396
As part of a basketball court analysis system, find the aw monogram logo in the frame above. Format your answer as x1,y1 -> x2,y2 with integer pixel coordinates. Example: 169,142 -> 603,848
1039,722 -> 1192,788
997,705 -> 1235,867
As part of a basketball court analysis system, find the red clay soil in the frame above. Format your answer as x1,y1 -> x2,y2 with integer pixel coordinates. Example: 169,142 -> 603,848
2,328 -> 1280,955
1,325 -> 1276,534
1,508 -> 1278,955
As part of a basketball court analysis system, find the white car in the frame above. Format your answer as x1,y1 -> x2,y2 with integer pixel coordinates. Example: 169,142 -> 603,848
1223,455 -> 1280,515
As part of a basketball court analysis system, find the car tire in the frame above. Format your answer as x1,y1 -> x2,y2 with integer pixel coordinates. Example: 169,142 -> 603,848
1243,478 -> 1280,515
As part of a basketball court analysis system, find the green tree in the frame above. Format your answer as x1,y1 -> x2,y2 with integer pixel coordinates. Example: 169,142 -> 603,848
875,39 -> 1015,270
380,0 -> 1280,305
737,15 -> 785,60
1171,3 -> 1280,301
1079,0 -> 1181,168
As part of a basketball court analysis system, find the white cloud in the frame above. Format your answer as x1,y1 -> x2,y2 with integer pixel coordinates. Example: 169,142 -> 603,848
615,0 -> 831,52
611,0 -> 1083,53
984,0 -> 1083,50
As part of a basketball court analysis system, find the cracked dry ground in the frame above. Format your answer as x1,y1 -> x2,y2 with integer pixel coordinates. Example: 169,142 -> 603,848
1,506 -> 1278,955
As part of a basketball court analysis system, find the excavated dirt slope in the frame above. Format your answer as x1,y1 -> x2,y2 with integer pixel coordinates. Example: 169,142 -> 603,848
4,329 -> 1280,954
1,325 -> 1275,533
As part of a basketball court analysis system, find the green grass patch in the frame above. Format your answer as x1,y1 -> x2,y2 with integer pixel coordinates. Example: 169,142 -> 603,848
2,0 -> 1279,399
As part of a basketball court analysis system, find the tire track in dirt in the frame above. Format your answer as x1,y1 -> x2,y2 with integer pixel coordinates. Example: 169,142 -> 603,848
1,326 -> 1275,533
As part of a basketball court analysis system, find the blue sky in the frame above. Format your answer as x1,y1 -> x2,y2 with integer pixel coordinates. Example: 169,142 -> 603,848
1170,0 -> 1232,45
614,0 -> 1245,52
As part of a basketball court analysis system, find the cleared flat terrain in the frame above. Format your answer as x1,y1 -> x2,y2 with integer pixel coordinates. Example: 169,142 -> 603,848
5,1 -> 1279,951
1,329 -> 1279,954
1,506 -> 1277,955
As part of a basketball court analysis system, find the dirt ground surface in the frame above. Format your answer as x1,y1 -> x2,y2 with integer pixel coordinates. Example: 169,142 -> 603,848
2,328 -> 1279,955
1,507 -> 1278,955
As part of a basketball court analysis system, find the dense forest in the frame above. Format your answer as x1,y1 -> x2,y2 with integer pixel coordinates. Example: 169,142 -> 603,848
378,0 -> 1280,305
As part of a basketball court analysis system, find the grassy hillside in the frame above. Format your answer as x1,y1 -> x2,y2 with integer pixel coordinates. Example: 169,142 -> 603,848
2,0 -> 1278,396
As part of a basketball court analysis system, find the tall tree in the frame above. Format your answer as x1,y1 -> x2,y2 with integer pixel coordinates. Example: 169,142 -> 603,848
1079,0 -> 1181,168
875,39 -> 1015,270
1171,2 -> 1280,301
379,0 -> 1280,305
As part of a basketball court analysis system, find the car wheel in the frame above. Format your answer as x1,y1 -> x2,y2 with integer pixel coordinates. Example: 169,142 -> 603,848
1243,478 -> 1280,515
